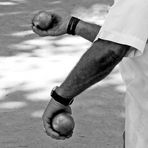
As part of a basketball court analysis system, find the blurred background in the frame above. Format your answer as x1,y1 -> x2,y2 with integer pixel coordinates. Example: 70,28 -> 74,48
0,0 -> 126,148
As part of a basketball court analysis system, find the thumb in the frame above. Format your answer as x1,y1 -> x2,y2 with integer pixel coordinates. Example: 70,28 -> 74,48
47,29 -> 59,36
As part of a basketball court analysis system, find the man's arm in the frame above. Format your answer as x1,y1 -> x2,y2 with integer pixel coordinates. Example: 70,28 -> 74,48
32,11 -> 101,41
75,20 -> 101,42
56,39 -> 130,99
37,12 -> 131,140
55,18 -> 130,99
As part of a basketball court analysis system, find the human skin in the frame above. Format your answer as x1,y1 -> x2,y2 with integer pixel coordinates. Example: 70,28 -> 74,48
32,11 -> 130,140
56,19 -> 130,99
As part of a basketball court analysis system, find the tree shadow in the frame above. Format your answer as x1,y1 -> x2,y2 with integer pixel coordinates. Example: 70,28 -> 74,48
0,0 -> 126,147
0,0 -> 112,57
0,70 -> 125,148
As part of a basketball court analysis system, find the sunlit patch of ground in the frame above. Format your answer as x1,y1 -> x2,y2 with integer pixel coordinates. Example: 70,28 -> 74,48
48,1 -> 62,5
0,0 -> 26,5
0,2 -> 17,5
72,3 -> 110,25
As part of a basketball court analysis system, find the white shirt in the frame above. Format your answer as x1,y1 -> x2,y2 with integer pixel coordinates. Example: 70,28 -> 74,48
95,0 -> 148,147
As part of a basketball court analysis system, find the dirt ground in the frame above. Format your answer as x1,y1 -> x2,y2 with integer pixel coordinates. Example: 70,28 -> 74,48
0,0 -> 126,148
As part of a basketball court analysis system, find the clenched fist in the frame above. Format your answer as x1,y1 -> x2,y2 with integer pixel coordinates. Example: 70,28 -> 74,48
32,9 -> 71,36
42,98 -> 73,140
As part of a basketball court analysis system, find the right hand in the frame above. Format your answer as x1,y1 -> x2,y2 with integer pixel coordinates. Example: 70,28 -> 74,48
42,98 -> 73,140
32,9 -> 71,37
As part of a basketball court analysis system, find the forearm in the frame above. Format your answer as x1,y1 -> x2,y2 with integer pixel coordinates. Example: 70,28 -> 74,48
56,39 -> 130,99
75,20 -> 101,42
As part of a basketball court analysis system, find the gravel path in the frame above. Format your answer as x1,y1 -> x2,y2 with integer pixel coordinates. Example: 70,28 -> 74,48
0,0 -> 125,148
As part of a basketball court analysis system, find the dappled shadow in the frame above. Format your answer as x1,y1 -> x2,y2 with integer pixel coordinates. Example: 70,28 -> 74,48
0,69 -> 125,148
0,0 -> 126,148
0,0 -> 111,57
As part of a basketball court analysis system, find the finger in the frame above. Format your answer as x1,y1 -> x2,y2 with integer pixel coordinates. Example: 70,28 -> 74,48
32,26 -> 48,36
65,131 -> 73,138
32,26 -> 47,36
45,130 -> 66,140
43,118 -> 59,137
43,118 -> 66,140
32,25 -> 56,37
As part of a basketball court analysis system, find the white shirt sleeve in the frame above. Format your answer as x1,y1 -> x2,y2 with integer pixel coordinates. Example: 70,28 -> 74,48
94,0 -> 148,57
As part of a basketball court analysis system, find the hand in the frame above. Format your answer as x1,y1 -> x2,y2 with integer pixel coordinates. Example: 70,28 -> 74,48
32,9 -> 71,36
42,98 -> 73,140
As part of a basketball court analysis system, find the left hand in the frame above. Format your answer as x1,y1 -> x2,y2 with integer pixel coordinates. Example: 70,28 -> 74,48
32,9 -> 71,37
